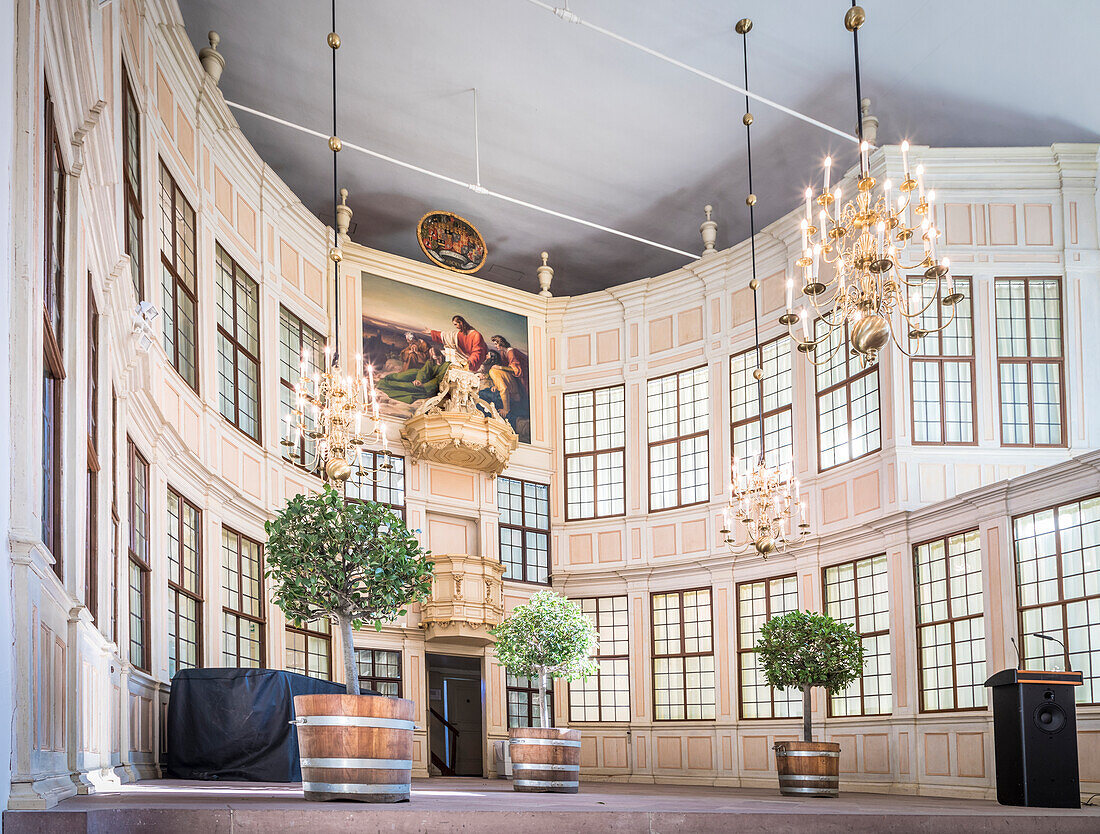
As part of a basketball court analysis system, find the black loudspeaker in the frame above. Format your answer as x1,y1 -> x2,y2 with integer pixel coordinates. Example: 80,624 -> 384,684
984,669 -> 1082,808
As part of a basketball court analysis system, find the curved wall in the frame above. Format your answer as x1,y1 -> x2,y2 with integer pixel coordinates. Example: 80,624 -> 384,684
6,0 -> 1100,808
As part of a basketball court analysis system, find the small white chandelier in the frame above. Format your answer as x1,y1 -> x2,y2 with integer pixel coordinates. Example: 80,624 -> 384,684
280,0 -> 389,483
720,19 -> 809,560
780,3 -> 961,366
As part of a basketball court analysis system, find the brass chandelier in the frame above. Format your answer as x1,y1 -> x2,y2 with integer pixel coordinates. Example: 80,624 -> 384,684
282,0 -> 390,482
720,18 -> 809,560
780,2 -> 960,365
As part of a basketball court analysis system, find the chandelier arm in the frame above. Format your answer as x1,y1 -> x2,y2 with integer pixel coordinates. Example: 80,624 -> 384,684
791,327 -> 847,368
910,301 -> 960,340
894,275 -> 941,321
887,323 -> 923,358
803,289 -> 841,319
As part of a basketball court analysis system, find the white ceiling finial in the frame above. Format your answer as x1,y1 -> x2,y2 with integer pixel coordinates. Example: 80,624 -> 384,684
200,31 -> 225,85
861,97 -> 879,147
700,204 -> 718,255
336,188 -> 353,240
537,251 -> 554,297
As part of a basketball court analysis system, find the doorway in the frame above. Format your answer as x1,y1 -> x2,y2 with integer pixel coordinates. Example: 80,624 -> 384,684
426,653 -> 484,776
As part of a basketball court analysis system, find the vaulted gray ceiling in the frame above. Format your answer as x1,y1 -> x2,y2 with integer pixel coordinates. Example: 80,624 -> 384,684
177,0 -> 1100,296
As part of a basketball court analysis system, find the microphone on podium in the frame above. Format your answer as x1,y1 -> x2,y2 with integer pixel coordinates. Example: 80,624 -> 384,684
1032,632 -> 1071,671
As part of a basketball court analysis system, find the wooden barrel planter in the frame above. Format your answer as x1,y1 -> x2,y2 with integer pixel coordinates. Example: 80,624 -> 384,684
292,693 -> 414,803
508,727 -> 581,793
773,741 -> 840,797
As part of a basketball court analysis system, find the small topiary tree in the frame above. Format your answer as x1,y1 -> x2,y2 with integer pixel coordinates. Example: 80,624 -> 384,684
265,485 -> 434,695
490,591 -> 598,729
756,610 -> 866,742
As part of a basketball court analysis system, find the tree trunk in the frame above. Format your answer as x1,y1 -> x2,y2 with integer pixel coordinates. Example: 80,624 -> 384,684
337,612 -> 359,696
538,667 -> 550,729
802,686 -> 812,742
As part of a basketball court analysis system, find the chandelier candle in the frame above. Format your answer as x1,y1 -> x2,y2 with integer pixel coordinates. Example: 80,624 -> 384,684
782,4 -> 960,366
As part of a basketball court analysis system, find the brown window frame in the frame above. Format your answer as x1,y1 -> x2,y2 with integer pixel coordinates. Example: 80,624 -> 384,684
729,336 -> 794,471
121,64 -> 143,299
908,277 -> 978,447
86,277 -> 100,622
167,487 -> 203,676
285,619 -> 332,680
159,161 -> 198,391
562,385 -> 627,522
913,529 -> 986,713
647,366 -> 710,512
277,305 -> 324,469
344,450 -> 407,519
42,81 -> 66,580
215,244 -> 262,443
650,587 -> 716,721
221,526 -> 266,667
814,320 -> 881,473
355,647 -> 402,696
506,673 -> 555,728
567,595 -> 630,723
735,574 -> 801,720
497,476 -> 551,585
127,438 -> 151,672
823,554 -> 892,717
995,276 -> 1067,448
1013,494 -> 1100,705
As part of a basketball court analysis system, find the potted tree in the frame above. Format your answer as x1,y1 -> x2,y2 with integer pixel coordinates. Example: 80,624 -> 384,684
490,590 -> 598,793
265,485 -> 434,803
756,610 -> 866,797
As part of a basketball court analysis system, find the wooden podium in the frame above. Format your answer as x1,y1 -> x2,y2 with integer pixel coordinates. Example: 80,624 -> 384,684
984,668 -> 1083,808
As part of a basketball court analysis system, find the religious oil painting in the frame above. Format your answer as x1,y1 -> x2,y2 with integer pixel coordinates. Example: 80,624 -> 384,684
361,272 -> 531,443
416,210 -> 488,274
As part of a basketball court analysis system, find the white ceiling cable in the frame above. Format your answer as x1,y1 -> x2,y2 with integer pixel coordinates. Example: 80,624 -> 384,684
225,3 -> 860,263
470,88 -> 488,194
526,0 -> 861,145
225,99 -> 698,259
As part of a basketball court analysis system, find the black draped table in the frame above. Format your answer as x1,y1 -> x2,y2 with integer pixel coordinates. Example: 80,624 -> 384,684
166,667 -> 345,782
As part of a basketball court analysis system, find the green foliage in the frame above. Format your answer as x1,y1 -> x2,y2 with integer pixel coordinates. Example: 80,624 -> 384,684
264,485 -> 434,628
756,610 -> 866,694
490,590 -> 598,681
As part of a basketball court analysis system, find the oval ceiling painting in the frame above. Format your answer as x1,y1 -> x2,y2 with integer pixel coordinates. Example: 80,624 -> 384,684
416,211 -> 488,274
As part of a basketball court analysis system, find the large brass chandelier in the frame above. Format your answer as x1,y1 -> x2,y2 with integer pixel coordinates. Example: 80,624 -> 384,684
720,19 -> 809,560
780,3 -> 960,365
281,0 -> 389,482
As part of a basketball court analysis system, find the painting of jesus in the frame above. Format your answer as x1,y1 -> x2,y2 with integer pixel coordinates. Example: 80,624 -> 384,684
361,272 -> 532,443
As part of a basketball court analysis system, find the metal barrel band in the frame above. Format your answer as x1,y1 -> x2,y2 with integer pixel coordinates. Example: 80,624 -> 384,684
779,785 -> 839,796
774,749 -> 840,758
302,781 -> 410,795
293,716 -> 415,730
300,757 -> 413,770
509,738 -> 581,748
778,774 -> 840,784
513,779 -> 579,789
512,762 -> 579,772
